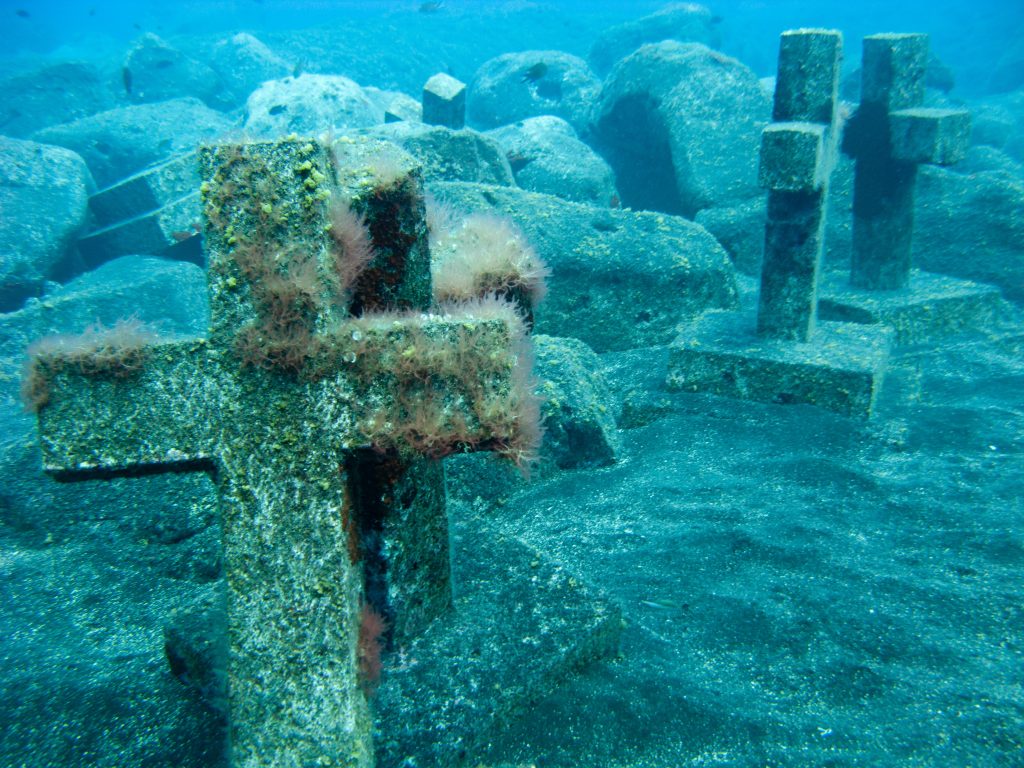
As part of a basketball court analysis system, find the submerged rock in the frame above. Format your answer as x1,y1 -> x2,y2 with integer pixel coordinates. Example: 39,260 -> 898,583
122,33 -> 224,107
363,123 -> 514,185
209,32 -> 291,108
488,115 -> 617,206
0,61 -> 115,139
593,41 -> 770,217
0,137 -> 93,312
430,181 -> 738,352
32,98 -> 232,188
467,50 -> 600,136
533,335 -> 621,470
589,2 -> 720,76
244,73 -> 379,138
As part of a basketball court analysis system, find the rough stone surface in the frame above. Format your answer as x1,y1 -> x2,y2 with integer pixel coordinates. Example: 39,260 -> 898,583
243,73 -> 379,138
594,41 -> 771,217
533,335 -> 621,470
467,50 -> 600,136
209,32 -> 291,107
0,136 -> 93,312
589,2 -> 720,76
487,116 -> 617,206
363,123 -> 514,186
819,271 -> 1008,347
430,181 -> 739,353
77,193 -> 203,270
32,98 -> 232,189
695,198 -> 766,276
422,72 -> 466,129
123,33 -> 223,107
88,152 -> 199,227
667,308 -> 894,418
912,165 -> 1024,303
0,61 -> 115,138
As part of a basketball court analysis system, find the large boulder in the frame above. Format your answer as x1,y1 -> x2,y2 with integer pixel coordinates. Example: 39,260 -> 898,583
123,33 -> 224,107
589,2 -> 720,76
209,32 -> 291,107
243,73 -> 379,138
0,61 -> 115,138
912,164 -> 1024,303
364,123 -> 514,185
32,98 -> 232,189
971,92 -> 1024,165
430,181 -> 738,352
593,41 -> 771,218
467,50 -> 600,136
0,137 -> 93,312
487,116 -> 617,206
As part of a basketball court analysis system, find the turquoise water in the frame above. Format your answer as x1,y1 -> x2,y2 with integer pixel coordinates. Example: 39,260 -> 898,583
1,2 -> 1021,766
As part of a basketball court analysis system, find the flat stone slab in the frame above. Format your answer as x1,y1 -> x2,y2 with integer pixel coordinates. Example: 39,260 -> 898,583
373,516 -> 622,767
667,309 -> 893,418
88,152 -> 199,226
77,192 -> 202,269
818,269 -> 1005,347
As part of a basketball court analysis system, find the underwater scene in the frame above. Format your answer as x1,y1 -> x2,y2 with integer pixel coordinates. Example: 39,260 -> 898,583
1,0 -> 1022,766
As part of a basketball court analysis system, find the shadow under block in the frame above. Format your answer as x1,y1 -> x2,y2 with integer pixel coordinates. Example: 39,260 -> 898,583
667,309 -> 893,418
373,518 -> 623,767
818,270 -> 1005,347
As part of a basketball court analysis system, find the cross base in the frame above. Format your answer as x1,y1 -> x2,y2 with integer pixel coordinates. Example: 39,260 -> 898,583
373,516 -> 622,766
818,270 -> 1005,347
667,309 -> 893,418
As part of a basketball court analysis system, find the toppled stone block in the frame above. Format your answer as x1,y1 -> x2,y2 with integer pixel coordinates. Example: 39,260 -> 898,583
88,152 -> 199,226
77,193 -> 202,269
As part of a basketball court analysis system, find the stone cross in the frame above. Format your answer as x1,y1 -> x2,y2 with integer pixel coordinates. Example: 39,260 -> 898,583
756,28 -> 843,342
31,138 -> 534,766
842,33 -> 970,290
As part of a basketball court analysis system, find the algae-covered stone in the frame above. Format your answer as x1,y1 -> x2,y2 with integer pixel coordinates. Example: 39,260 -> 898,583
430,181 -> 739,352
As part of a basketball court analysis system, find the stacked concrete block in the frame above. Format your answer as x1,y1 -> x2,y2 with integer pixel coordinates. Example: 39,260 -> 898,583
77,151 -> 202,268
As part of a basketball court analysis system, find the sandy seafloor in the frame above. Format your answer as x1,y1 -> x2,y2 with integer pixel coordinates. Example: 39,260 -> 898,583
465,313 -> 1024,766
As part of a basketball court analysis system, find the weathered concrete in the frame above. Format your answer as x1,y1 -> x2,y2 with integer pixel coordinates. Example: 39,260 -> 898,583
422,72 -> 466,130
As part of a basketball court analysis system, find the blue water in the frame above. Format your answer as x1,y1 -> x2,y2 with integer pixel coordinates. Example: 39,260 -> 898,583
0,1 -> 1022,766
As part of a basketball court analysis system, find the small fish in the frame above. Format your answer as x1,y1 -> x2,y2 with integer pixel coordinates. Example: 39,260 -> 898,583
292,59 -> 305,78
15,9 -> 30,18
268,104 -> 287,116
419,1 -> 443,13
639,598 -> 687,611
122,66 -> 133,95
506,151 -> 532,173
522,62 -> 548,83
609,194 -> 620,209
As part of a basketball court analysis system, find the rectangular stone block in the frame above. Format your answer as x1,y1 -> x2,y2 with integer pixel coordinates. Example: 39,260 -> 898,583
422,72 -> 466,129
773,28 -> 842,124
759,122 -> 828,192
88,152 -> 198,226
667,309 -> 893,418
862,33 -> 928,110
77,192 -> 202,270
818,269 -> 1005,347
890,107 -> 971,165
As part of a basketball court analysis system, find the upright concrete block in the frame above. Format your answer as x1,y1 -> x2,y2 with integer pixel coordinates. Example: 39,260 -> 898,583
422,72 -> 466,129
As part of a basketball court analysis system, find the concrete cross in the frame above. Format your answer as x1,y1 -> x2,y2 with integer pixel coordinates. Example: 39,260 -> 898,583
29,138 -> 535,767
842,33 -> 971,290
756,28 -> 843,342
